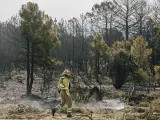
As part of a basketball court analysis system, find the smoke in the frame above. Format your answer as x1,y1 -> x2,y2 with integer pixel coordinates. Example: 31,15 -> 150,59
85,99 -> 125,110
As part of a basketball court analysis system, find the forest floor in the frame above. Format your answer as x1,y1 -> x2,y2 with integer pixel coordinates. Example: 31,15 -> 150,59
0,70 -> 159,120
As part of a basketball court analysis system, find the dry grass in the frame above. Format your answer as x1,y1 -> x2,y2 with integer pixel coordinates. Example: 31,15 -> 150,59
0,97 -> 159,120
8,104 -> 41,115
123,91 -> 160,120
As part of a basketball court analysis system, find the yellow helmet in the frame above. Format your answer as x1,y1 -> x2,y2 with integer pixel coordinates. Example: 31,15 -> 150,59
62,69 -> 72,77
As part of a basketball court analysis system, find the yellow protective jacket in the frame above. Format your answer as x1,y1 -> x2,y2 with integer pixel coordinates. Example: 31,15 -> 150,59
57,77 -> 70,96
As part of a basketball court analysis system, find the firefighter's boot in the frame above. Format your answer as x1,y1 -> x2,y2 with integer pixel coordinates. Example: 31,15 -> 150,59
67,112 -> 72,117
51,108 -> 57,116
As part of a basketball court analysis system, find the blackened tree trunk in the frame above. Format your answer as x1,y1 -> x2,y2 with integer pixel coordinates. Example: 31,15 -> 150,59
95,49 -> 100,84
139,16 -> 143,35
81,20 -> 84,71
95,52 -> 99,84
26,37 -> 30,95
105,17 -> 109,44
29,43 -> 35,95
126,8 -> 129,41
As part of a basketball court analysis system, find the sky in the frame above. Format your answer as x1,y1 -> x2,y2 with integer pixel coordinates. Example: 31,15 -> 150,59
0,0 -> 103,22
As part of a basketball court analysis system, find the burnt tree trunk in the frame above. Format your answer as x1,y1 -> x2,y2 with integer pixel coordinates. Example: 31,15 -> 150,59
29,43 -> 35,95
26,37 -> 30,95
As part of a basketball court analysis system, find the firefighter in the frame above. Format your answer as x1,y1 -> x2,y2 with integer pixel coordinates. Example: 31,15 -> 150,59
52,69 -> 73,117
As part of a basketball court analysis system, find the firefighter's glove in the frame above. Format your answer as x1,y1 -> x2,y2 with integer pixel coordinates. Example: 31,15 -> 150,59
66,89 -> 70,96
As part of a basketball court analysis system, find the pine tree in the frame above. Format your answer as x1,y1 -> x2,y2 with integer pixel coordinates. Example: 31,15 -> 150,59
19,2 -> 60,95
